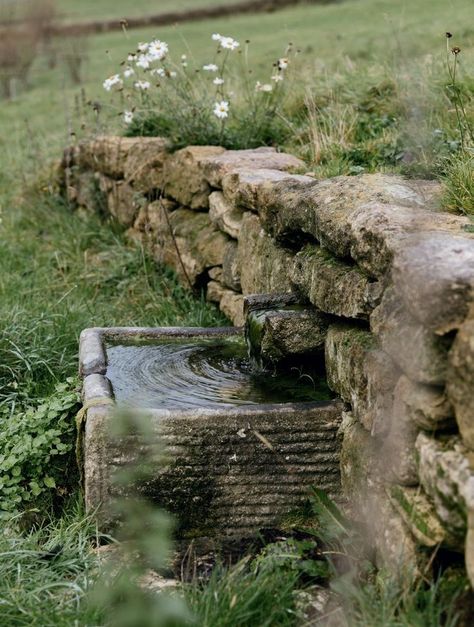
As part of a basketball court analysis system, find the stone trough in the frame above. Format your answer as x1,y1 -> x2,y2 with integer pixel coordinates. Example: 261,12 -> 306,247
79,325 -> 343,537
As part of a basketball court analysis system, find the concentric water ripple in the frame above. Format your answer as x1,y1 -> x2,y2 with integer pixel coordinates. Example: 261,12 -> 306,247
106,339 -> 330,409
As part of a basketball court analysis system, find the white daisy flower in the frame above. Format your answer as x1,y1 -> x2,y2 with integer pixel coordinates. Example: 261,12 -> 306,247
213,77 -> 224,85
213,100 -> 229,119
278,57 -> 289,70
148,40 -> 168,60
182,61 -> 188,67
103,74 -> 123,91
203,63 -> 219,72
220,36 -> 240,50
150,68 -> 166,77
123,67 -> 135,78
137,42 -> 149,52
255,81 -> 272,92
135,80 -> 151,90
181,54 -> 187,60
123,110 -> 134,124
271,73 -> 283,82
136,54 -> 150,69
212,33 -> 222,41
169,71 -> 177,78
127,53 -> 137,61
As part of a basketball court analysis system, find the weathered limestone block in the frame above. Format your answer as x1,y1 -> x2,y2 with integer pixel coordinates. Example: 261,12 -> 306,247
339,412 -> 378,499
237,213 -> 294,295
221,168 -> 314,211
392,233 -> 474,335
222,240 -> 241,292
246,307 -> 329,366
325,324 -> 376,424
447,317 -> 474,450
209,191 -> 244,239
416,433 -> 474,549
78,136 -> 166,179
291,246 -> 383,320
384,391 -> 420,486
371,286 -> 452,385
162,146 -> 225,209
364,349 -> 400,435
394,375 -> 454,432
124,137 -> 170,192
199,147 -> 304,188
388,485 -> 446,547
206,280 -> 225,304
147,203 -> 229,285
99,176 -> 143,227
260,173 -> 471,278
208,266 -> 223,282
220,290 -> 245,326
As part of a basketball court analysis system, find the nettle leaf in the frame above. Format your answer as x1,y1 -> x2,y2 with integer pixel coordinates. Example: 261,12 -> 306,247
44,477 -> 56,488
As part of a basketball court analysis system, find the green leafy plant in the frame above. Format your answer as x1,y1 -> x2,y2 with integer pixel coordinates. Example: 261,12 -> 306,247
0,378 -> 80,516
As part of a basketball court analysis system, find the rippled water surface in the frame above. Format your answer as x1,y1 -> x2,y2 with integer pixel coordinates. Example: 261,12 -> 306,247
106,338 -> 331,409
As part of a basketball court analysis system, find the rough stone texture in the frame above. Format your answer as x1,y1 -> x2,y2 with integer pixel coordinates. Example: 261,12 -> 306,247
447,317 -> 474,450
260,173 -> 471,278
162,145 -> 225,209
222,240 -> 241,292
339,412 -> 378,498
392,233 -> 474,335
394,375 -> 454,432
371,286 -> 453,385
221,168 -> 314,211
246,307 -> 329,365
199,147 -> 305,188
67,170 -> 101,211
384,392 -> 420,486
388,485 -> 446,547
416,433 -> 473,549
99,175 -> 142,227
291,246 -> 383,320
77,136 -> 167,179
237,213 -> 294,295
325,324 -> 375,424
364,349 -> 400,435
124,137 -> 169,192
220,290 -> 245,326
148,202 -> 229,286
209,191 -> 244,239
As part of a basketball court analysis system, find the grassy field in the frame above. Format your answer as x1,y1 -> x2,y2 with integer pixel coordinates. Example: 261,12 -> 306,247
0,0 -> 473,623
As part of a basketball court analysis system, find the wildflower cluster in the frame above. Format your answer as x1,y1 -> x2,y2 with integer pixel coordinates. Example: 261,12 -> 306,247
100,34 -> 296,149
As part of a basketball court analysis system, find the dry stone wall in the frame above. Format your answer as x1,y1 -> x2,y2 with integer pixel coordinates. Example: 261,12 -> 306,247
62,136 -> 474,584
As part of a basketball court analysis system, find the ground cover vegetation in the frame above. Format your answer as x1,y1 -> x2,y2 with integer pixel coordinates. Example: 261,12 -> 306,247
0,0 -> 473,624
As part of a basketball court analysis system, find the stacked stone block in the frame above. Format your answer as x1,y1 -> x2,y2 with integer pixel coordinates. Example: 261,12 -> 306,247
62,136 -> 474,584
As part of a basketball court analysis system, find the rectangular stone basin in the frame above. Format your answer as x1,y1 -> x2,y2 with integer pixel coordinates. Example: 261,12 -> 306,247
79,326 -> 343,537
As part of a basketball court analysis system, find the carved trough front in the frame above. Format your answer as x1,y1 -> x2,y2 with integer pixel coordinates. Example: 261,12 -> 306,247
79,325 -> 343,536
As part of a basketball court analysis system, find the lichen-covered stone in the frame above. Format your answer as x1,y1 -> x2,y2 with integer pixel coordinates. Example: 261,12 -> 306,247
325,324 -> 376,423
200,147 -> 304,188
447,317 -> 474,450
392,233 -> 474,335
291,246 -> 382,319
237,213 -> 294,295
162,145 -> 225,209
259,173 -> 471,278
220,290 -> 245,326
388,485 -> 446,547
124,137 -> 170,192
247,307 -> 329,366
209,191 -> 244,239
222,240 -> 241,292
393,375 -> 454,432
371,286 -> 452,385
221,168 -> 314,211
416,433 -> 473,549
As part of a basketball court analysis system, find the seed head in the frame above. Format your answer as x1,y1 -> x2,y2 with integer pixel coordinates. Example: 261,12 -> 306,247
445,32 -> 452,38
451,46 -> 461,55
